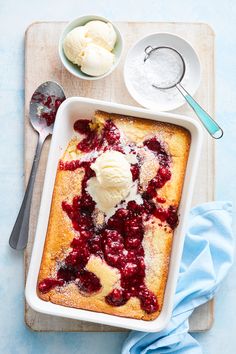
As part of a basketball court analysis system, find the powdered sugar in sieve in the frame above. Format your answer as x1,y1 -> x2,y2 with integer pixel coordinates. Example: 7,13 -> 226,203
143,46 -> 185,89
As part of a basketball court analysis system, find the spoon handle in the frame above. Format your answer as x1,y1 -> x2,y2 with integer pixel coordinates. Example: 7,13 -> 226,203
9,133 -> 47,250
176,83 -> 223,139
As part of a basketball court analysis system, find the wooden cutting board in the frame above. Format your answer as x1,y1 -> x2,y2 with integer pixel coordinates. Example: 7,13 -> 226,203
24,21 -> 215,332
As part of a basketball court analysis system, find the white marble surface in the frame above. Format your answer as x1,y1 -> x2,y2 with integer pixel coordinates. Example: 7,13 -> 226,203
0,0 -> 235,353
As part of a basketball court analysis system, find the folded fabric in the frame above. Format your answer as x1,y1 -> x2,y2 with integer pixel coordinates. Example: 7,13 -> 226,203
122,202 -> 234,354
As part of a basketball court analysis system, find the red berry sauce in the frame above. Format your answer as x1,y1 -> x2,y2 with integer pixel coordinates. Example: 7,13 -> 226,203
32,92 -> 64,126
38,278 -> 64,294
38,121 -> 179,314
74,119 -> 91,134
131,163 -> 140,181
74,119 -> 121,153
144,137 -> 170,167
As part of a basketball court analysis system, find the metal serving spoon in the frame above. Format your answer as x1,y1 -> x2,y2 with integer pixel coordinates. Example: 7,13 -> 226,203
9,81 -> 66,250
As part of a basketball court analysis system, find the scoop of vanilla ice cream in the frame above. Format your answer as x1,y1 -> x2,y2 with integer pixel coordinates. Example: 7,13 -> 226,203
80,43 -> 114,76
87,181 -> 126,213
93,151 -> 132,188
63,26 -> 90,65
86,151 -> 133,213
84,20 -> 117,51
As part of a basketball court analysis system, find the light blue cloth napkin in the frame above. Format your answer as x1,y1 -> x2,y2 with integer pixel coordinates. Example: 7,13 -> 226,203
122,202 -> 234,354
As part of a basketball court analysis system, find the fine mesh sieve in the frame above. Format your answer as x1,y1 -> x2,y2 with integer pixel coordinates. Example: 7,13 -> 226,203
144,46 -> 185,89
144,46 -> 223,139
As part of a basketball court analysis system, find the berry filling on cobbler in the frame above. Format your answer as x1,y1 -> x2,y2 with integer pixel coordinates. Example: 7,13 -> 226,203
38,119 -> 179,314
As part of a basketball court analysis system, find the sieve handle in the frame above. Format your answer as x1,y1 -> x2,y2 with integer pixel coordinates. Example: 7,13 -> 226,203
144,46 -> 154,62
176,83 -> 223,139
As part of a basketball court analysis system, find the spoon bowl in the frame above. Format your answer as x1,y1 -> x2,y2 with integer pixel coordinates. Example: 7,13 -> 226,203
30,81 -> 65,135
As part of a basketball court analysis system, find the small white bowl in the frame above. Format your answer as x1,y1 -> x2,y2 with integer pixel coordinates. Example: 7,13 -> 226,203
59,15 -> 123,80
124,33 -> 201,111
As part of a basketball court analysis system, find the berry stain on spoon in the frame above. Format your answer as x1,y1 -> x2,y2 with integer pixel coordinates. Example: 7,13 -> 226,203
32,92 -> 64,127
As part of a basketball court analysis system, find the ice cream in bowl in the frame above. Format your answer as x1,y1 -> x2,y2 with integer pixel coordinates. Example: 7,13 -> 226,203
59,15 -> 123,80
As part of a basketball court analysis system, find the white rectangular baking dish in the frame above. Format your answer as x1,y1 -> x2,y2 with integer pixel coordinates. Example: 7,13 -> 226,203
25,97 -> 203,332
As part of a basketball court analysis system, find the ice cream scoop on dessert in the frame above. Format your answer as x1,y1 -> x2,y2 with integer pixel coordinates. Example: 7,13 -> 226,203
63,20 -> 117,76
86,150 -> 133,213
